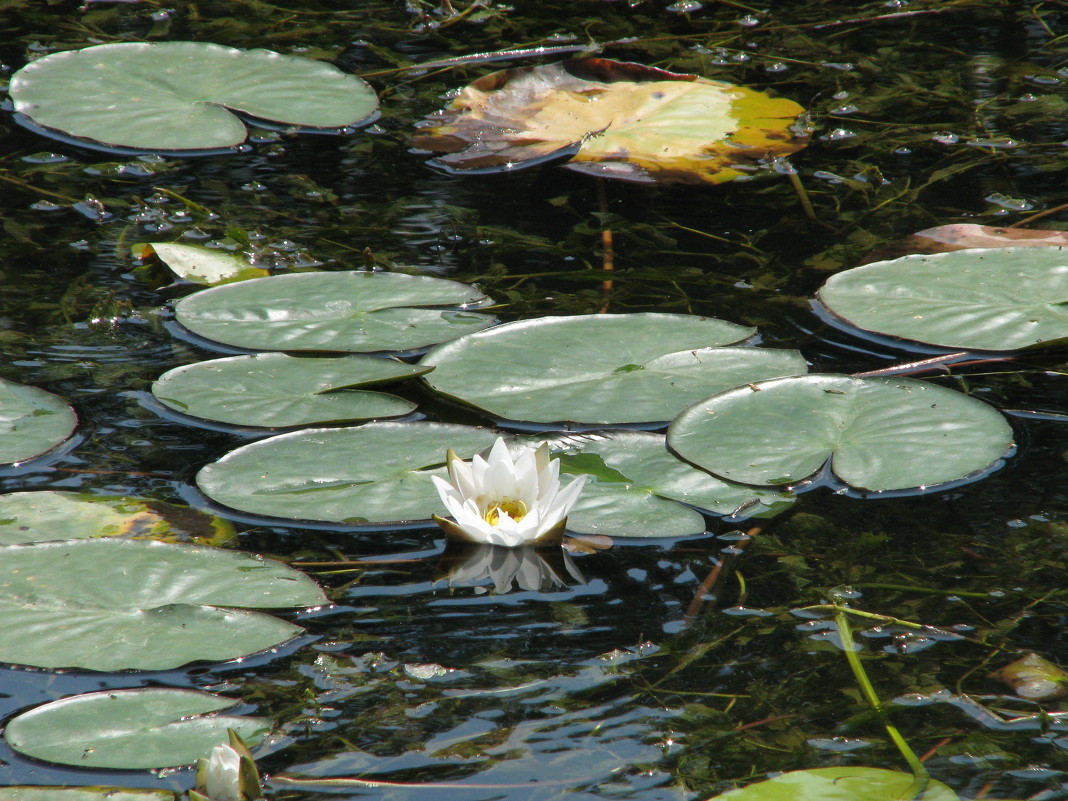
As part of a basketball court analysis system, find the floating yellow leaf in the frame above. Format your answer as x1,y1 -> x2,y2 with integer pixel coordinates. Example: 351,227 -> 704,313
413,57 -> 807,185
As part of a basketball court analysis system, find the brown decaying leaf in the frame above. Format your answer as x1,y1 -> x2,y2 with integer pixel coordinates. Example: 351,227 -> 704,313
860,223 -> 1068,264
412,57 -> 807,185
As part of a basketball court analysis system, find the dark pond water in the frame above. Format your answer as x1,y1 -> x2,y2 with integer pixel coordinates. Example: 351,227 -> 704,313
2,1 -> 1068,799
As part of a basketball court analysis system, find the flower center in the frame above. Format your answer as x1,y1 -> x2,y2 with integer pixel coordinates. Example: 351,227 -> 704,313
483,497 -> 528,526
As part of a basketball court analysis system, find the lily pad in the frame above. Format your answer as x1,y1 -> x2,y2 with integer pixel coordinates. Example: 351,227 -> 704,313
708,768 -> 958,801
0,538 -> 327,670
9,42 -> 379,154
668,375 -> 1014,493
4,688 -> 267,770
413,57 -> 806,184
818,247 -> 1068,351
420,313 -> 806,425
197,422 -> 500,526
174,271 -> 495,353
152,353 -> 426,428
135,243 -> 269,285
0,789 -> 175,801
0,491 -> 235,545
0,377 -> 78,465
551,431 -> 794,537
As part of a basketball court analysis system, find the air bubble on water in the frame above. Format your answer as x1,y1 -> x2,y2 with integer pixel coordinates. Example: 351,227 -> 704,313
269,239 -> 298,251
820,128 -> 857,141
721,606 -> 773,617
813,170 -> 846,183
241,182 -> 267,192
144,221 -> 174,233
182,227 -> 210,240
770,158 -> 797,175
832,104 -> 859,115
765,62 -> 788,73
666,1 -> 702,13
931,131 -> 960,144
893,693 -> 932,706
22,152 -> 68,164
730,52 -> 751,63
73,194 -> 111,221
737,14 -> 760,26
29,200 -> 63,211
967,137 -> 1019,149
894,147 -> 912,155
821,61 -> 855,71
988,589 -> 1006,597
1005,517 -> 1029,527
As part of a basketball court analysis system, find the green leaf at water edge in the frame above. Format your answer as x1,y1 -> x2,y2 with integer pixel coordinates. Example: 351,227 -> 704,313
818,247 -> 1068,351
0,491 -> 235,545
197,422 -> 500,526
420,313 -> 807,425
9,42 -> 379,153
152,353 -> 426,428
0,377 -> 78,465
0,538 -> 326,670
707,767 -> 959,800
174,271 -> 495,353
136,242 -> 269,285
3,688 -> 267,770
668,375 -> 1014,493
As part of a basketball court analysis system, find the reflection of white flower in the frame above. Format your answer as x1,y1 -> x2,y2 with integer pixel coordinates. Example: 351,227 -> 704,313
431,438 -> 586,547
440,542 -> 585,593
197,743 -> 242,801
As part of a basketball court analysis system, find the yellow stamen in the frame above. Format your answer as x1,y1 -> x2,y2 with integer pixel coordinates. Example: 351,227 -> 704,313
483,497 -> 528,526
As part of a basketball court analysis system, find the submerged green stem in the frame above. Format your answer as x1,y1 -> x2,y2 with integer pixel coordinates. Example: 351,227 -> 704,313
834,609 -> 930,790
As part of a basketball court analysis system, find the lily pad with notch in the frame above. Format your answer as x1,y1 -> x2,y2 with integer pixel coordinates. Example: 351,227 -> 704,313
818,247 -> 1068,352
4,687 -> 267,770
196,422 -> 500,527
668,374 -> 1014,493
152,353 -> 427,429
413,57 -> 807,184
547,431 -> 795,538
0,538 -> 326,670
174,271 -> 496,354
8,42 -> 379,155
0,377 -> 78,466
420,313 -> 807,426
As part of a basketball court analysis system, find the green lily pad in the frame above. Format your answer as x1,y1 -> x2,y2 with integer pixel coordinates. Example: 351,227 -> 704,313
420,313 -> 805,425
0,788 -> 176,801
549,431 -> 794,537
197,422 -> 500,526
0,377 -> 78,465
818,247 -> 1068,352
9,42 -> 378,153
152,353 -> 426,428
708,768 -> 958,801
4,688 -> 267,770
135,243 -> 269,286
0,491 -> 235,545
174,271 -> 495,353
0,538 -> 326,670
668,375 -> 1014,493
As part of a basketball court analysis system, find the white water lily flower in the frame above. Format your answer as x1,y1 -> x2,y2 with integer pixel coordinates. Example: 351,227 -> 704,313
431,438 -> 586,547
196,743 -> 242,801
